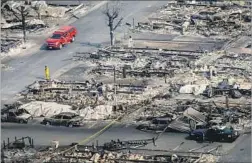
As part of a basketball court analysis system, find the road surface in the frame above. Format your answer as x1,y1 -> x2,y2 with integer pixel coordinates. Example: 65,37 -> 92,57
1,1 -> 167,104
1,122 -> 232,153
218,133 -> 251,163
2,122 -> 250,161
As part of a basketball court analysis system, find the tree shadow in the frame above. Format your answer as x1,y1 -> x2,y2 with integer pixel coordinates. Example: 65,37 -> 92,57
40,43 -> 48,51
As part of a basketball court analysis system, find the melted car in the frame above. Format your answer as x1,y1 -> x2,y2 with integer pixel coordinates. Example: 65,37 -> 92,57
189,126 -> 239,142
41,112 -> 83,127
1,109 -> 32,124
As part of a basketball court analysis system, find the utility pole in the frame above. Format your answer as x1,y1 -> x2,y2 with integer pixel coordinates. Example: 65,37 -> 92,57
113,66 -> 117,107
225,95 -> 229,109
132,18 -> 135,29
240,9 -> 242,35
20,6 -> 26,42
1,148 -> 4,163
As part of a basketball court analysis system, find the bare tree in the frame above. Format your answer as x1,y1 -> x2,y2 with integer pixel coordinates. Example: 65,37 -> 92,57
102,2 -> 123,46
31,5 -> 42,20
10,5 -> 29,42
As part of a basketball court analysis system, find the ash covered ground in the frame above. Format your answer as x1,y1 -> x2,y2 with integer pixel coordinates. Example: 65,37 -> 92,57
1,1 -> 252,163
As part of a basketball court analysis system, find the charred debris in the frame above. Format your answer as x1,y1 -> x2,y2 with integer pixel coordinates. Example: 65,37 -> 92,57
2,136 -> 219,163
136,1 -> 252,38
2,1 -> 252,162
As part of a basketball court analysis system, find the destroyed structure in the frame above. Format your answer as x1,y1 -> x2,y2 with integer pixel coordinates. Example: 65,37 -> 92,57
136,1 -> 252,38
1,1 -> 252,162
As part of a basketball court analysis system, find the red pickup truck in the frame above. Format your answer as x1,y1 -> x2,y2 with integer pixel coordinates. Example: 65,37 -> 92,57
46,26 -> 77,50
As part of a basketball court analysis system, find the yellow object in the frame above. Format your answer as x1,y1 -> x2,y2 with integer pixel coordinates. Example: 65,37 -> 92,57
45,66 -> 50,80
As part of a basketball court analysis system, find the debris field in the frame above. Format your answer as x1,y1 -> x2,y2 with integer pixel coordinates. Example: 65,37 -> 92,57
136,1 -> 252,38
1,1 -> 251,163
2,136 -> 219,163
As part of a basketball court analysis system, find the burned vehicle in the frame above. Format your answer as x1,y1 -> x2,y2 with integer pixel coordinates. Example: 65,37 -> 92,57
136,117 -> 173,132
189,126 -> 239,142
202,79 -> 251,98
1,108 -> 32,124
41,112 -> 83,127
168,107 -> 208,133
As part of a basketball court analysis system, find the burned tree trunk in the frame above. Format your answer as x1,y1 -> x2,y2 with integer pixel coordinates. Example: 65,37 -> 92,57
109,21 -> 114,46
103,3 -> 123,46
20,6 -> 27,43
10,6 -> 29,43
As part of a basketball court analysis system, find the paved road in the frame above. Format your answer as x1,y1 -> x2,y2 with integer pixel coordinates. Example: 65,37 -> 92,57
2,122 -> 229,153
1,1 -> 167,104
218,133 -> 251,163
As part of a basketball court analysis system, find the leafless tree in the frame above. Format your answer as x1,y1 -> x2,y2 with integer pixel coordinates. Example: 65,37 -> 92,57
31,5 -> 42,20
102,2 -> 123,46
10,5 -> 29,42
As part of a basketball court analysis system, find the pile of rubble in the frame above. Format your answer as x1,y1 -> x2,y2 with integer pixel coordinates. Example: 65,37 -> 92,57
47,151 -> 217,163
16,37 -> 251,121
135,97 -> 251,133
1,38 -> 22,53
2,136 -> 219,163
2,1 -> 47,30
0,0 -> 89,38
215,52 -> 252,78
2,136 -> 36,163
136,1 -> 251,38
3,147 -> 218,163
1,19 -> 47,30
